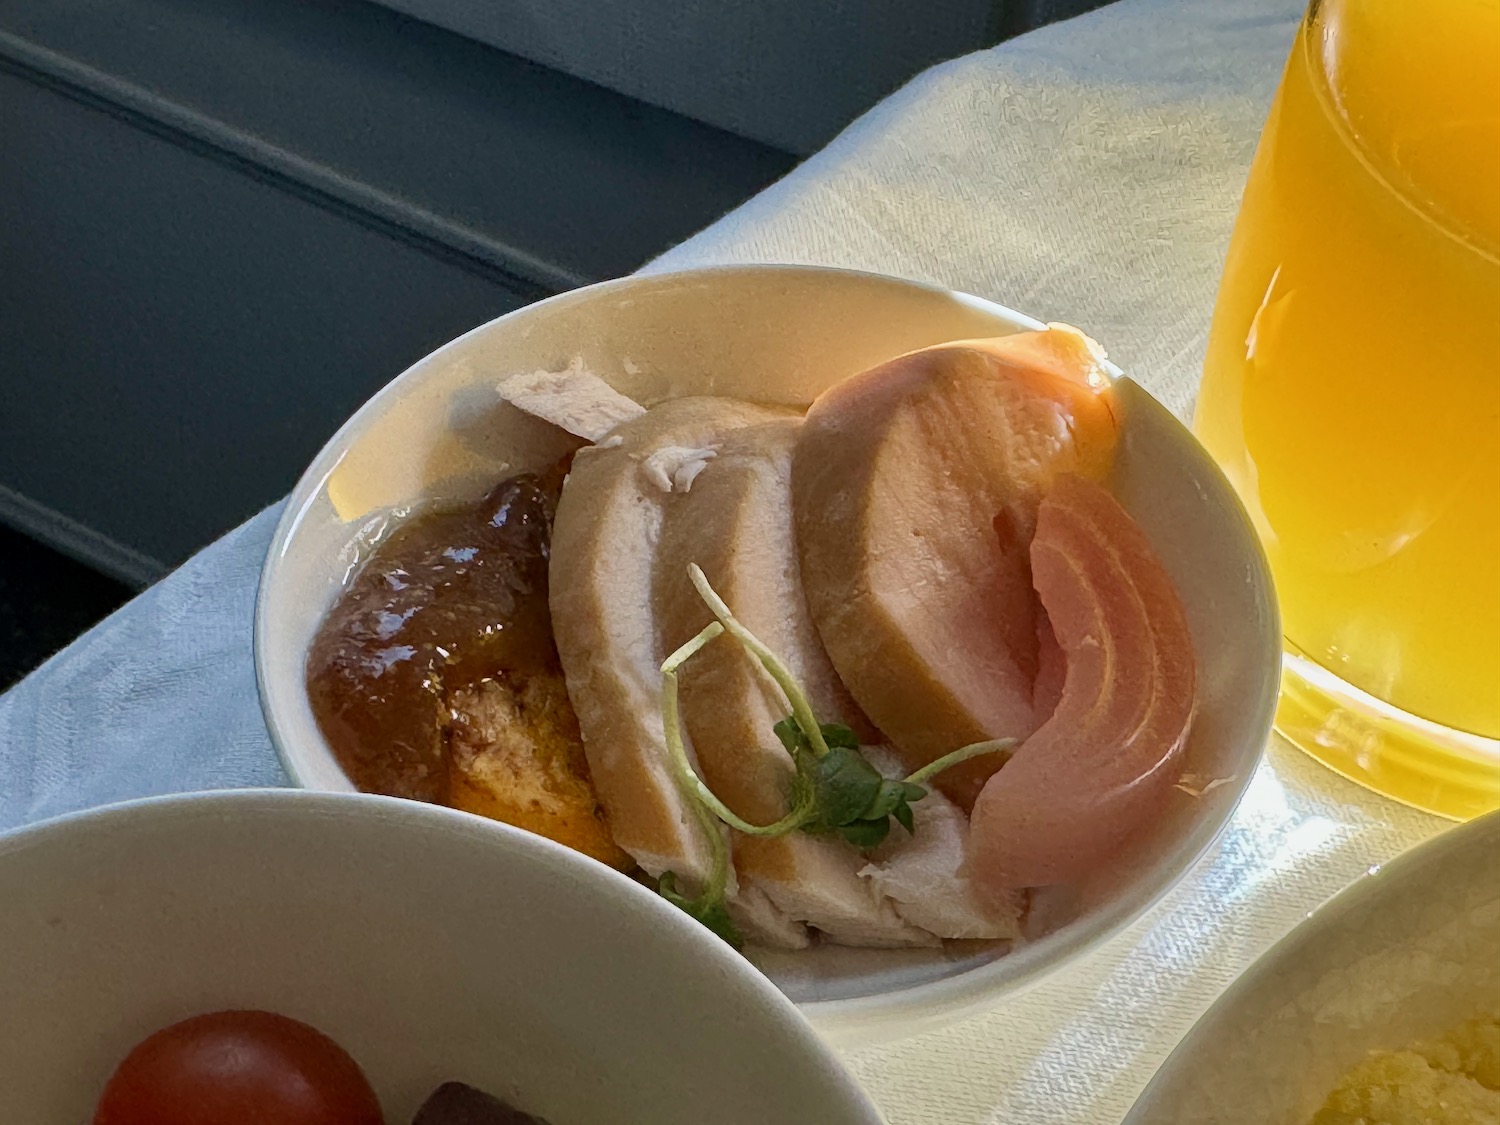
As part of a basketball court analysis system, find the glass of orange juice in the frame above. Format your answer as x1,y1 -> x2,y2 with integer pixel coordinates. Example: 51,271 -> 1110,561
1194,0 -> 1500,819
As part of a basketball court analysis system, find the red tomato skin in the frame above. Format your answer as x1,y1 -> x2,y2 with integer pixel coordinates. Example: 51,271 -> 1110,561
92,1009 -> 384,1125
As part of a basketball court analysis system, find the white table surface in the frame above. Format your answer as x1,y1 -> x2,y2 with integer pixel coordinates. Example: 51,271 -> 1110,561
0,0 -> 1448,1121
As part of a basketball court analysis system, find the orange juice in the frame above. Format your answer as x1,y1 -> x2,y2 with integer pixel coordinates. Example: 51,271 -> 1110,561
1195,0 -> 1500,817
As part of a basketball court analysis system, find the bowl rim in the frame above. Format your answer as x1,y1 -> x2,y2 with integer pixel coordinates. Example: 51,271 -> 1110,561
252,262 -> 1280,1039
0,786 -> 886,1123
1121,809 -> 1490,1122
256,263 -> 1034,785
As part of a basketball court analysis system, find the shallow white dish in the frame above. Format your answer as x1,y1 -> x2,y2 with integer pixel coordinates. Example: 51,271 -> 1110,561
1124,811 -> 1500,1124
255,264 -> 1280,1043
0,789 -> 883,1124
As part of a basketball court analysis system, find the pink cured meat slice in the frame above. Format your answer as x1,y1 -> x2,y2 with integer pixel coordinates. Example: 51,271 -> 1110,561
792,327 -> 1119,810
968,473 -> 1196,896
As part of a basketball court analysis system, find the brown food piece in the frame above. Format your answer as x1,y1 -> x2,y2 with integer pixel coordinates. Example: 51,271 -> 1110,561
412,1081 -> 548,1125
307,471 -> 563,802
448,676 -> 631,867
306,466 -> 626,867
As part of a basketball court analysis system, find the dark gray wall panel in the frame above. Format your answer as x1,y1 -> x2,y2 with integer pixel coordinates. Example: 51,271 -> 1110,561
0,71 -> 538,578
371,0 -> 1005,155
0,0 -> 796,582
369,0 -> 1120,155
0,0 -> 796,285
0,0 -> 801,580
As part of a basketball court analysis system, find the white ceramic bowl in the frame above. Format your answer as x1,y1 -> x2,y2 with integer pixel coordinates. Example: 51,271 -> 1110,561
0,789 -> 883,1124
1124,811 -> 1500,1123
256,265 -> 1280,1043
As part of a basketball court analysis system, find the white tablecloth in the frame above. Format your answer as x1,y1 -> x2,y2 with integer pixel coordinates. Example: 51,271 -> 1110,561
0,0 -> 1447,1121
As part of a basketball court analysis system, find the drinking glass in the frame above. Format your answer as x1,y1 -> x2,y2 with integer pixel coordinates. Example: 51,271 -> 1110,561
1194,0 -> 1500,818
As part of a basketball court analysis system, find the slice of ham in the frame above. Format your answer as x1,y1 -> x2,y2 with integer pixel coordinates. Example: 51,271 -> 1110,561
793,326 -> 1119,808
968,473 -> 1196,897
1032,611 -> 1067,722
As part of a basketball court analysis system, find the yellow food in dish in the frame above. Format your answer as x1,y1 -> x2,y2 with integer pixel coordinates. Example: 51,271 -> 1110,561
1313,1018 -> 1500,1124
448,674 -> 633,870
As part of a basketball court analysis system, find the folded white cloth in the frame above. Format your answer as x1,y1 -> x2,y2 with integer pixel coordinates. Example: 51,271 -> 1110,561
0,505 -> 288,823
0,1 -> 1447,1122
648,0 -> 1306,422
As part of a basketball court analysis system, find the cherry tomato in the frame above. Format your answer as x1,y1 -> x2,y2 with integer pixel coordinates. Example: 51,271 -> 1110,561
93,1009 -> 384,1125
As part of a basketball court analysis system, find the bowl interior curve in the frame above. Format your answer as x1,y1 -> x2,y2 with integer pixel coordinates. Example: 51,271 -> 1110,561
1124,810 -> 1500,1124
255,265 -> 1280,1042
0,790 -> 883,1123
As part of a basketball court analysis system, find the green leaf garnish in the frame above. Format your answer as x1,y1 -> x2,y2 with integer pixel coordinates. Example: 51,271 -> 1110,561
861,778 -> 909,821
819,722 -> 860,750
838,819 -> 891,849
891,799 -> 916,835
772,716 -> 805,755
658,871 -> 742,948
803,743 -> 884,830
653,565 -> 1021,941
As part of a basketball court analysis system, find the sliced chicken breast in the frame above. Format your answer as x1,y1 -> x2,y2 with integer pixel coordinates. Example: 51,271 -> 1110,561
551,397 -> 785,893
655,416 -> 935,948
859,746 -> 1023,940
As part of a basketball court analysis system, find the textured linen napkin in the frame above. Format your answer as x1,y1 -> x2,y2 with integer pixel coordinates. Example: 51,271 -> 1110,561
0,0 -> 1448,1121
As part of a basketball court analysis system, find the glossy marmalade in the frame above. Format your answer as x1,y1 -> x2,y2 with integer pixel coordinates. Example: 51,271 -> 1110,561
305,466 -> 625,866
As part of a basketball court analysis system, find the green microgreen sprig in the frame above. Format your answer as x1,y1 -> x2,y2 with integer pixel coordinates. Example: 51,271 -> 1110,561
656,564 -> 1015,944
655,619 -> 743,947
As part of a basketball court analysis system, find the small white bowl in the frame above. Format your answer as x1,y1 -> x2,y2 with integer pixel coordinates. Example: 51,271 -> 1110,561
256,265 -> 1280,1043
1124,810 -> 1500,1124
0,789 -> 884,1124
